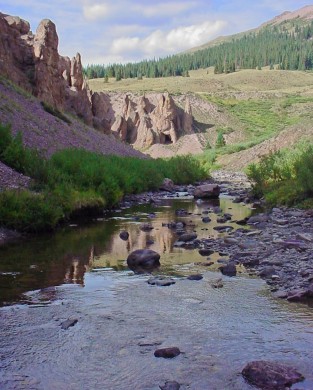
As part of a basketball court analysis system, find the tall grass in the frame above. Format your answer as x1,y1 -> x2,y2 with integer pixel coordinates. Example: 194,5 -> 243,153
0,124 -> 209,232
203,95 -> 308,155
247,142 -> 313,206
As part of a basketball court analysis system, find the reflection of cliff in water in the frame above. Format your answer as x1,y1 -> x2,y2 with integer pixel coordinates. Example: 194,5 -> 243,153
0,197 -> 253,305
0,221 -> 120,305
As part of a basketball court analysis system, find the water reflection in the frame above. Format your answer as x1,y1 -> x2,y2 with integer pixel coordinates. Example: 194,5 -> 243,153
0,197 -> 253,305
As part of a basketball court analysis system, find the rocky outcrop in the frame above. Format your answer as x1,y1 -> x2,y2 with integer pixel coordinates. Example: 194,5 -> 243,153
183,97 -> 193,134
0,13 -> 194,148
0,13 -> 92,124
92,92 -> 194,148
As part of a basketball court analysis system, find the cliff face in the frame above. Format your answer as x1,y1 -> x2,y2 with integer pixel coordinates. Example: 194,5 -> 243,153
0,13 -> 193,148
92,92 -> 194,148
0,13 -> 93,124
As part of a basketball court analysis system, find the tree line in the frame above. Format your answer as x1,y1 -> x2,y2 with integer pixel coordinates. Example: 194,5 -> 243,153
84,20 -> 313,80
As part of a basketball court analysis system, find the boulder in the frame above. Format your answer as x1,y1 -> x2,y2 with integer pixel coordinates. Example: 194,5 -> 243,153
127,249 -> 160,273
258,266 -> 276,279
219,262 -> 237,277
198,249 -> 214,256
159,381 -> 180,390
194,184 -> 220,199
178,233 -> 197,242
119,231 -> 129,241
154,347 -> 181,359
242,361 -> 304,389
61,318 -> 78,330
160,178 -> 175,192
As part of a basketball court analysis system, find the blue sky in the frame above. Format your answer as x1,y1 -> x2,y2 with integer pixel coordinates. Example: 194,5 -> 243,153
0,1 -> 311,65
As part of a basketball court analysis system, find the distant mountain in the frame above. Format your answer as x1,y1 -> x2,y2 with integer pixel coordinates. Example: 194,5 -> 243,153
86,5 -> 313,80
186,5 -> 313,53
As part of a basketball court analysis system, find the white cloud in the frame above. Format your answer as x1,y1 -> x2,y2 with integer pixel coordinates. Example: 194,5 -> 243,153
110,20 -> 227,58
83,2 -> 110,21
134,2 -> 197,18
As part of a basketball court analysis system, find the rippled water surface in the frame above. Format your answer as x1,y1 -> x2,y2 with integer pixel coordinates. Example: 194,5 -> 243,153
0,197 -> 312,389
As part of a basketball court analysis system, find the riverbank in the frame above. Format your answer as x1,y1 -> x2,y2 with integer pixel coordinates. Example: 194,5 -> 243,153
1,170 -> 312,305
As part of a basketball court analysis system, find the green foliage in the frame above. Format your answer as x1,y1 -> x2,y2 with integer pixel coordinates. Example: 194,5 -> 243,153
215,131 -> 226,148
0,123 -> 13,156
0,126 -> 47,180
204,95 -> 304,155
0,125 -> 209,232
0,190 -> 63,232
247,142 -> 313,206
40,101 -> 72,125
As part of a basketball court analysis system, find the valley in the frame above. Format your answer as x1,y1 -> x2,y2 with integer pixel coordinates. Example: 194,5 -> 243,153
0,4 -> 313,390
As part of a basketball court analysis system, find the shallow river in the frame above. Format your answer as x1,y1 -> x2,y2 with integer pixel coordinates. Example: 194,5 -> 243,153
0,197 -> 312,389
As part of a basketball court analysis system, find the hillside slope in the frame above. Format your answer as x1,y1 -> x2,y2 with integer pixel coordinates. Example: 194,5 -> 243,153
186,5 -> 313,53
0,78 -> 145,159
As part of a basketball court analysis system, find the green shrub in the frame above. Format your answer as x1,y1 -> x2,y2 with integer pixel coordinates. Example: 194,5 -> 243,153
0,190 -> 63,232
0,124 -> 210,232
294,145 -> 313,195
215,131 -> 226,148
0,123 -> 13,155
247,142 -> 313,206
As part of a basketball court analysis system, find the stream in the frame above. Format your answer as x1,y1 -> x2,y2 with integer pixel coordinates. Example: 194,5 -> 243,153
0,195 -> 312,389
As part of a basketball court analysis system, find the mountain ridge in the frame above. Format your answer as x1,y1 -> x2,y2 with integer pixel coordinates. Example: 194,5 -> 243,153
185,5 -> 313,54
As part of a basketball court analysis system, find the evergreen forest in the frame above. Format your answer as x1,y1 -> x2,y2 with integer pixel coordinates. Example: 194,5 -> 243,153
84,20 -> 313,80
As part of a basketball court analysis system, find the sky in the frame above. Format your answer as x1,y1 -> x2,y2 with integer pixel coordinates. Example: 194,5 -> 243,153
0,1 -> 311,66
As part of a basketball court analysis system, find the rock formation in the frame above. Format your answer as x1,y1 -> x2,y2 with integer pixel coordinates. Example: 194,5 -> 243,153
94,92 -> 194,148
0,13 -> 92,124
0,13 -> 194,148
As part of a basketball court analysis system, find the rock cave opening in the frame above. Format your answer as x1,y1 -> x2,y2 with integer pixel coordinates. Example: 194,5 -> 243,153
164,134 -> 173,144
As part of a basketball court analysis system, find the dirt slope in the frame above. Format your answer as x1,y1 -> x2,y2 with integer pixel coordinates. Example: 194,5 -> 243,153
0,79 -> 145,159
219,122 -> 313,170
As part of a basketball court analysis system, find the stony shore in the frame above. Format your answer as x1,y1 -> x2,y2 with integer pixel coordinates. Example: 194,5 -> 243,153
119,170 -> 313,305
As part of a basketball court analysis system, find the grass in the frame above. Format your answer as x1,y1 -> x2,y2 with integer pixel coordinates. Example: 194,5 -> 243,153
87,68 -> 313,95
247,142 -> 313,206
0,123 -> 209,232
88,68 -> 313,164
40,101 -> 72,125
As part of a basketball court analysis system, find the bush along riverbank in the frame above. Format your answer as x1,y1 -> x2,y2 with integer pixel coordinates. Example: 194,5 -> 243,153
247,141 -> 313,208
0,123 -> 208,232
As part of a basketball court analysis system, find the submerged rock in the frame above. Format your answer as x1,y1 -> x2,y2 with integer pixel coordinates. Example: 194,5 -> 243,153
148,276 -> 175,287
242,360 -> 304,389
154,347 -> 181,359
140,223 -> 154,232
159,381 -> 181,390
119,231 -> 129,241
187,274 -> 203,281
211,278 -> 223,288
61,319 -> 78,330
